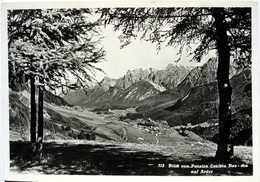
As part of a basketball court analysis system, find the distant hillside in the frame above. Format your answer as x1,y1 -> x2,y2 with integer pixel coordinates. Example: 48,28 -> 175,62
62,87 -> 107,106
60,58 -> 252,146
44,90 -> 73,107
176,58 -> 237,95
140,69 -> 252,146
8,81 -> 72,107
9,88 -> 73,141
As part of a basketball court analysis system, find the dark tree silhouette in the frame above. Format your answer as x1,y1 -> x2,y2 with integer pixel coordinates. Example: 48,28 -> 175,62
8,8 -> 105,160
99,7 -> 251,160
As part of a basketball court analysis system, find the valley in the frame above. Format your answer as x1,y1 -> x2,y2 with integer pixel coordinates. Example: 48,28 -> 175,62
10,93 -> 215,146
9,98 -> 252,175
61,58 -> 252,146
8,58 -> 253,175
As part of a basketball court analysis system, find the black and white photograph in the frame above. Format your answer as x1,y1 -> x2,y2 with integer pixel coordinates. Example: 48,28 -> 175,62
1,1 -> 259,181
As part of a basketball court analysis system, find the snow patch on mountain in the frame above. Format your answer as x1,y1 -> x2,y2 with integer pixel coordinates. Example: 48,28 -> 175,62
148,81 -> 166,92
125,87 -> 138,99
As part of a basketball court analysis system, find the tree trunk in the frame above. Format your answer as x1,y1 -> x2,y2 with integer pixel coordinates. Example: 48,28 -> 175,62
37,77 -> 44,160
30,76 -> 36,143
213,8 -> 234,160
30,75 -> 38,161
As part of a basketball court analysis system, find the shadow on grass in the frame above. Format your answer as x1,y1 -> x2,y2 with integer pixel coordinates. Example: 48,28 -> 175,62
10,141 -> 252,176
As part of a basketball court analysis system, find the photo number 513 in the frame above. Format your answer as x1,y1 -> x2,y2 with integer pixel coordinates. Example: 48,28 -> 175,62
158,164 -> 165,168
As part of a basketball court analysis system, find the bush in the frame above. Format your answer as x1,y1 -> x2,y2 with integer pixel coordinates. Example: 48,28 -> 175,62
77,130 -> 96,140
65,125 -> 71,131
123,113 -> 145,120
68,130 -> 77,139
231,111 -> 252,146
191,125 -> 218,142
44,120 -> 59,134
78,130 -> 85,140
177,127 -> 189,137
190,109 -> 253,146
85,133 -> 96,140
61,125 -> 66,131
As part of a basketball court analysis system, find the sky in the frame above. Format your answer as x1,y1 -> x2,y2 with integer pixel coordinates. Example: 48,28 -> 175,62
94,26 -> 216,81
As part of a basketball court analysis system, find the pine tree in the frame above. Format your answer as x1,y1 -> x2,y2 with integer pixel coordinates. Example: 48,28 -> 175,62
8,8 -> 105,160
99,7 -> 251,160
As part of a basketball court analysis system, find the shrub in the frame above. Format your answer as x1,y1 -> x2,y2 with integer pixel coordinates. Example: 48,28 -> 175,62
86,133 -> 96,140
68,130 -> 77,139
61,125 -> 66,131
231,110 -> 252,146
77,130 -> 95,140
78,130 -> 85,140
65,125 -> 71,131
123,113 -> 145,120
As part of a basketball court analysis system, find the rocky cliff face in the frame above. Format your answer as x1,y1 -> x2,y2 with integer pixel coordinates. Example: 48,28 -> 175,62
63,62 -> 192,107
176,58 -> 218,93
176,58 -> 238,95
155,64 -> 192,89
99,77 -> 117,91
63,58 -> 242,108
115,68 -> 151,89
115,64 -> 191,90
119,80 -> 161,102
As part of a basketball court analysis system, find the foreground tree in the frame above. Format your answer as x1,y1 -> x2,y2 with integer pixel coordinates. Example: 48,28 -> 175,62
99,7 -> 251,160
8,9 -> 105,160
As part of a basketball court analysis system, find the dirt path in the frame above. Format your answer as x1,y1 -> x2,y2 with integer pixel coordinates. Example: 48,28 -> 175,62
154,135 -> 159,144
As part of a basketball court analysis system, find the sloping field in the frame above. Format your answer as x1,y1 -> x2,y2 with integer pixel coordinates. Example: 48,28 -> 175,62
44,102 -> 218,146
44,103 -> 159,143
45,103 -> 105,126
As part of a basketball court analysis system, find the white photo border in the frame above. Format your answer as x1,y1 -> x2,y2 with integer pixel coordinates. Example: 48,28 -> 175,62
1,1 -> 259,182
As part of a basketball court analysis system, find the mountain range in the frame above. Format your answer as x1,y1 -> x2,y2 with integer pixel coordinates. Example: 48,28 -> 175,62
61,57 -> 252,146
62,64 -> 188,107
9,56 -> 252,146
63,58 -> 238,107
